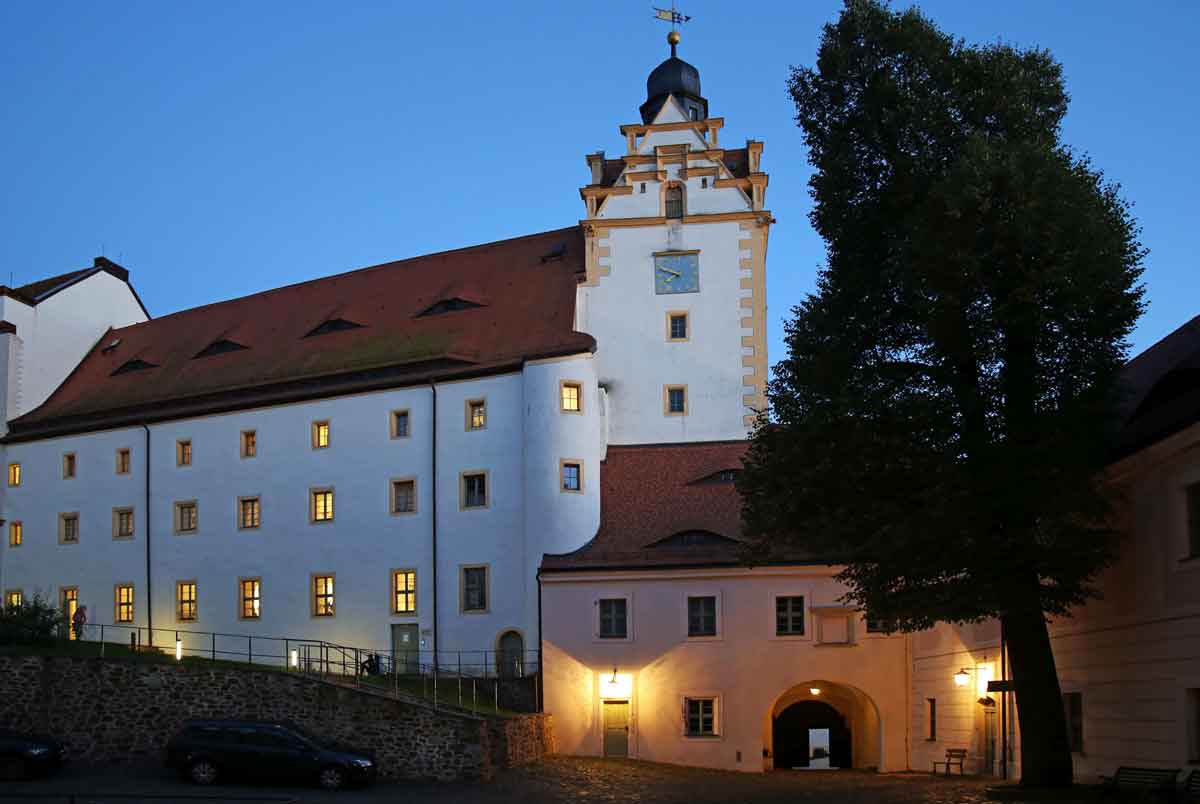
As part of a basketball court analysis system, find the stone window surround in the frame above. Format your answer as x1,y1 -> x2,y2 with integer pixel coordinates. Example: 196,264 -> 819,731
594,592 -> 633,643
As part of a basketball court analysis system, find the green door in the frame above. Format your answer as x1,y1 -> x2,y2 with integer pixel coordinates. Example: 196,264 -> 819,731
603,700 -> 630,757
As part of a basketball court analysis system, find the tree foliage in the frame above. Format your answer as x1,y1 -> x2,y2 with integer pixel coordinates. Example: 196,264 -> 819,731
0,594 -> 67,646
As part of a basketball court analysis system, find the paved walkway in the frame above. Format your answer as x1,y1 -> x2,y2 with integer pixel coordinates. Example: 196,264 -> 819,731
2,756 -> 1006,804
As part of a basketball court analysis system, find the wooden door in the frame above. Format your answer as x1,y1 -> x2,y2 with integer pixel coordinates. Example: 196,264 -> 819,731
603,700 -> 630,757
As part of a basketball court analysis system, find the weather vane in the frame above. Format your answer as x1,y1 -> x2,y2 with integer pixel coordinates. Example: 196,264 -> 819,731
653,3 -> 691,54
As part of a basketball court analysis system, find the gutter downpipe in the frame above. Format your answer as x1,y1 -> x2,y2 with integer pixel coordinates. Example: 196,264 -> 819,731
142,424 -> 152,646
429,382 -> 439,677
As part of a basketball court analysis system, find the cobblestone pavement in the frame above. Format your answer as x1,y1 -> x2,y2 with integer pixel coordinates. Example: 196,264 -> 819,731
1,756 -> 1005,804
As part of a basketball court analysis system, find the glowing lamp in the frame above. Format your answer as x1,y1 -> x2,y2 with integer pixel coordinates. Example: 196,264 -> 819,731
599,668 -> 633,699
289,649 -> 299,669
954,668 -> 971,687
175,639 -> 183,661
976,664 -> 993,698
809,687 -> 822,696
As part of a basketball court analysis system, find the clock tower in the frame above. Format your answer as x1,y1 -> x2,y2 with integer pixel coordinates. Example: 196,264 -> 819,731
575,32 -> 771,445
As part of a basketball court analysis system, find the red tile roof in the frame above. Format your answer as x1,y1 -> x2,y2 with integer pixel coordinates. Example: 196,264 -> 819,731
7,227 -> 593,441
541,440 -> 752,571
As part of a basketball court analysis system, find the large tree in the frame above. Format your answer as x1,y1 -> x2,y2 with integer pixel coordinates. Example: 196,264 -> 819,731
740,0 -> 1144,787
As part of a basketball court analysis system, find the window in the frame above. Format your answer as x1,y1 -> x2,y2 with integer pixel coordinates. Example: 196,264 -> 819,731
1187,688 -> 1200,762
667,312 -> 689,342
312,575 -> 335,617
560,381 -> 583,413
926,698 -> 937,740
685,698 -> 716,736
689,106 -> 700,121
238,497 -> 261,530
116,449 -> 131,475
866,618 -> 895,634
391,478 -> 417,515
461,566 -> 488,612
700,176 -> 708,188
4,590 -> 22,608
114,584 -> 134,623
392,569 -> 417,615
7,463 -> 19,486
176,439 -> 192,466
8,521 -> 21,547
466,399 -> 487,430
598,598 -> 628,639
241,430 -> 257,458
560,460 -> 583,493
1188,483 -> 1200,558
112,507 -> 135,539
776,596 -> 805,636
239,578 -> 261,619
664,385 -> 687,416
1063,692 -> 1083,753
688,596 -> 717,637
175,501 -> 198,533
311,421 -> 330,449
60,588 -> 78,638
62,453 -> 76,479
310,488 -> 334,523
59,513 -> 80,545
177,581 -> 197,622
665,185 -> 683,218
639,182 -> 646,193
391,409 -> 410,439
461,471 -> 488,509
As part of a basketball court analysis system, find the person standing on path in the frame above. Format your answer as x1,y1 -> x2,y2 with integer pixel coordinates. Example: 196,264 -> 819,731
72,604 -> 87,641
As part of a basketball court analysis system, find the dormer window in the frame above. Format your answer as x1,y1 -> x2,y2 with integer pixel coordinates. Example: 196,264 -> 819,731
111,358 -> 157,376
304,318 -> 363,337
418,298 -> 484,317
194,339 -> 247,358
665,186 -> 684,219
689,106 -> 700,121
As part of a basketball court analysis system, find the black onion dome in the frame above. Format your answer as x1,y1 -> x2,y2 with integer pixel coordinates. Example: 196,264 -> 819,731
639,43 -> 709,124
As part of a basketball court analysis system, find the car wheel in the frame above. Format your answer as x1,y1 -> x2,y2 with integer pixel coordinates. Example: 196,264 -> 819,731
188,758 -> 219,786
318,766 -> 345,790
0,755 -> 26,781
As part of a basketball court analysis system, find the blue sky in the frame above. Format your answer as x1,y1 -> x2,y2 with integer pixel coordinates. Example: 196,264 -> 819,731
1,1 -> 1195,363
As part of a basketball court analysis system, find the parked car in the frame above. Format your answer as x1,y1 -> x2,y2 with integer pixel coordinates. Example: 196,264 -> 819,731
165,719 -> 376,790
0,728 -> 68,780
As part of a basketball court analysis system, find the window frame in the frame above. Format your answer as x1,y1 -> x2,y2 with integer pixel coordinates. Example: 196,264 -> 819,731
311,420 -> 331,450
240,430 -> 257,459
176,439 -> 193,467
773,594 -> 808,639
174,500 -> 199,534
663,384 -> 688,416
237,496 -> 262,530
58,512 -> 80,545
460,564 -> 490,614
4,589 -> 23,608
926,698 -> 937,741
60,587 -> 78,638
309,487 -> 335,524
559,459 -> 584,494
114,583 -> 135,624
7,462 -> 20,487
311,573 -> 335,618
391,568 -> 417,616
390,409 -> 411,439
686,594 -> 720,640
238,577 -> 262,620
112,506 -> 136,540
62,452 -> 76,479
683,695 -> 719,738
390,477 -> 418,516
460,470 -> 490,510
596,596 -> 631,641
176,580 -> 198,623
115,448 -> 131,475
559,381 -> 584,414
666,311 -> 690,343
465,398 -> 487,431
8,521 -> 21,547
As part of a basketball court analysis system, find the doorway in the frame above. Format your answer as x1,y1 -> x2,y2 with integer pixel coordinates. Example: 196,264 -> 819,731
980,701 -> 998,775
773,700 -> 851,769
391,623 -> 419,675
496,630 -> 524,678
603,700 -> 630,757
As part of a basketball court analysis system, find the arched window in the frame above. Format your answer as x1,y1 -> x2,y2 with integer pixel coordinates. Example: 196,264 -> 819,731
665,185 -> 684,219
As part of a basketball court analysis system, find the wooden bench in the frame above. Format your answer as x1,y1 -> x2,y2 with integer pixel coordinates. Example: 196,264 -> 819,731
1183,770 -> 1200,800
932,748 -> 967,776
1100,767 -> 1179,799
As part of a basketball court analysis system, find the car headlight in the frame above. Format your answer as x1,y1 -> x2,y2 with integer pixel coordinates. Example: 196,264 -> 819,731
351,758 -> 373,768
25,746 -> 50,757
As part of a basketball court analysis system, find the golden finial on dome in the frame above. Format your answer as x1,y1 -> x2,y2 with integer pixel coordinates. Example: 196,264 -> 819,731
667,30 -> 681,46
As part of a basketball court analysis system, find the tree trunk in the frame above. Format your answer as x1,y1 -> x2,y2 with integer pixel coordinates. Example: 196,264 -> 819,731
1002,593 -> 1074,787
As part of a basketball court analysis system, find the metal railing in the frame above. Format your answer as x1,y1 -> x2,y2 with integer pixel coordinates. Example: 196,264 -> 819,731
62,622 -> 541,714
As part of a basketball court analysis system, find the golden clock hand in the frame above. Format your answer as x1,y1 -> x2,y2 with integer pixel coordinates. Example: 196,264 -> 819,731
658,267 -> 682,277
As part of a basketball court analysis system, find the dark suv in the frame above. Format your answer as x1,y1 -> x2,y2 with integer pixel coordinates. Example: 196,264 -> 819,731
165,719 -> 376,790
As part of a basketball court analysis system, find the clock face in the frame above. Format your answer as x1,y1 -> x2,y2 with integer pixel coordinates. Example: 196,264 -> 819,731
654,253 -> 700,294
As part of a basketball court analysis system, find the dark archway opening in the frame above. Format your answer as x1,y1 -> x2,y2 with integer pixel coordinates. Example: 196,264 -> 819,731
773,700 -> 852,770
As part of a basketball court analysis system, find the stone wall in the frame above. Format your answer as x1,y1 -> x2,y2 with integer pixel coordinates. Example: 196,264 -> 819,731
0,655 -> 553,782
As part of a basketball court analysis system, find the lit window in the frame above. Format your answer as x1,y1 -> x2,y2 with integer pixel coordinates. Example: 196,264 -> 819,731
391,410 -> 410,439
114,584 -> 134,623
312,575 -> 335,617
59,513 -> 80,544
175,501 -> 198,533
392,569 -> 417,615
462,472 -> 488,509
312,421 -> 330,449
687,596 -> 717,637
238,497 -> 261,529
462,566 -> 488,612
116,449 -> 131,475
561,461 -> 582,493
391,479 -> 417,515
926,698 -> 937,740
177,581 -> 197,622
685,697 -> 716,736
560,382 -> 582,413
241,430 -> 257,458
776,596 -> 805,636
239,578 -> 261,619
63,453 -> 76,479
1188,483 -> 1200,558
466,399 -> 486,430
176,439 -> 192,466
1063,692 -> 1083,753
665,385 -> 687,416
598,598 -> 627,639
311,489 -> 334,523
4,590 -> 22,608
7,463 -> 19,486
113,507 -> 135,539
8,521 -> 21,547
668,313 -> 689,341
665,185 -> 683,218
60,588 -> 78,638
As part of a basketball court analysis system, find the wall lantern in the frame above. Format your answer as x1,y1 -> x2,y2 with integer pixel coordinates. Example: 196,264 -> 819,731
289,649 -> 299,669
599,667 -> 633,699
975,663 -> 994,699
809,687 -> 822,696
175,633 -> 183,661
954,668 -> 971,687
